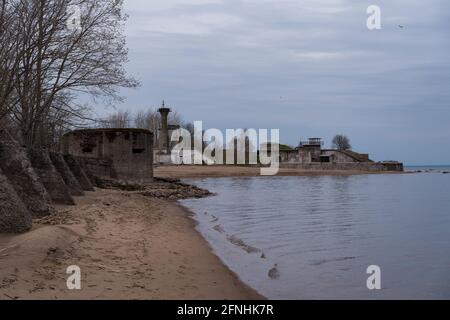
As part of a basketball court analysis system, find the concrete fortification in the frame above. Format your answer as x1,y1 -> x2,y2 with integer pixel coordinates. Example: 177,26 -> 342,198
27,148 -> 75,206
0,168 -> 32,233
49,152 -> 85,196
63,154 -> 95,191
0,131 -> 54,218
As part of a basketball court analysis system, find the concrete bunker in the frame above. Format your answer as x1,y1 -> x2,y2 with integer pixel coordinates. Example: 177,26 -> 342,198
62,128 -> 154,182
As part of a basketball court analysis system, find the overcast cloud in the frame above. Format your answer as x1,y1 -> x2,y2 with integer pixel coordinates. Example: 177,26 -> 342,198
108,0 -> 450,165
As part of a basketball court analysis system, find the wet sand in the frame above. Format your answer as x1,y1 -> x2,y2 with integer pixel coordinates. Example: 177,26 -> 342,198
0,189 -> 262,300
155,165 -> 404,179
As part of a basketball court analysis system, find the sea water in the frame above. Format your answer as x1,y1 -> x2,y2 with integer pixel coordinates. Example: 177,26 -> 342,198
180,169 -> 450,299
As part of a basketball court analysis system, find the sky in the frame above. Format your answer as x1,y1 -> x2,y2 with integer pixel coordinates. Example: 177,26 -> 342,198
104,0 -> 450,165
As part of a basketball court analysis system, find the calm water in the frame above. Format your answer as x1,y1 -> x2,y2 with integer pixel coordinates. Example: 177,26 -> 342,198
180,169 -> 450,299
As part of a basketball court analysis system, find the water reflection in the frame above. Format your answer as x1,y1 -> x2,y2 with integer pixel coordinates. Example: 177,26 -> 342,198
180,174 -> 450,299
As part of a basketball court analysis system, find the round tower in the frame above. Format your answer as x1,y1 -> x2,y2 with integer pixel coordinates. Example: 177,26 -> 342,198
158,100 -> 171,153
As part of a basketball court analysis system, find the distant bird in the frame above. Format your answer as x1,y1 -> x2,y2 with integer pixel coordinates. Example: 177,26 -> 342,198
268,264 -> 280,280
398,25 -> 405,29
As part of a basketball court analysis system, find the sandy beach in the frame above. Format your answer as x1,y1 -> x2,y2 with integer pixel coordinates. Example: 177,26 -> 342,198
0,188 -> 262,300
155,165 -> 405,179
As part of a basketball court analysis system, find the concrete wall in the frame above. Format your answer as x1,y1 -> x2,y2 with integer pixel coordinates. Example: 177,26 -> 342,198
63,154 -> 95,191
27,148 -> 75,205
279,149 -> 316,164
280,150 -> 301,163
321,150 -> 359,163
50,152 -> 84,196
76,157 -> 116,180
380,162 -> 404,172
0,168 -> 32,233
0,132 -> 55,218
281,149 -> 374,165
63,128 -> 154,182
280,162 -> 403,172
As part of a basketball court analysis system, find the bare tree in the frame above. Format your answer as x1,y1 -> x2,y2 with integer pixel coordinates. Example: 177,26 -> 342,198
169,110 -> 182,127
134,107 -> 184,147
332,134 -> 352,151
102,110 -> 131,128
96,106 -> 185,147
2,0 -> 138,147
0,0 -> 24,120
135,109 -> 160,146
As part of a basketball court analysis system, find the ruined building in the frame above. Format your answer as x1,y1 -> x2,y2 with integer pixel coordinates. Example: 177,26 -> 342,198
62,128 -> 154,182
277,138 -> 403,171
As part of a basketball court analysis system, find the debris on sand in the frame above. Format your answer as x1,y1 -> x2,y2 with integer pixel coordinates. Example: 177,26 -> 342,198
213,225 -> 225,234
140,179 -> 213,200
268,264 -> 280,280
227,235 -> 261,254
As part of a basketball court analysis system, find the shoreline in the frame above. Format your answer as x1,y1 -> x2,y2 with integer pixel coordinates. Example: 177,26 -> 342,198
175,201 -> 266,299
0,188 -> 263,300
155,165 -> 406,179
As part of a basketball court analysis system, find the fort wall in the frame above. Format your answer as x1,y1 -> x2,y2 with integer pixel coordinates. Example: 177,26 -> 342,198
62,128 -> 153,182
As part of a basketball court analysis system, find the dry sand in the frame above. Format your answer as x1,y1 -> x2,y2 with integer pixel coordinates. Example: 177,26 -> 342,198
155,165 -> 403,179
0,189 -> 262,300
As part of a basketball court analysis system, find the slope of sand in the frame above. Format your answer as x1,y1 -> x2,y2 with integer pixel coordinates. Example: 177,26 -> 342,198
0,189 -> 262,300
155,165 -> 403,179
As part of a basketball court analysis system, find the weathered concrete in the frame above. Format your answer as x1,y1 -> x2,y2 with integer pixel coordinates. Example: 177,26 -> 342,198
63,154 -> 95,191
78,159 -> 95,184
49,152 -> 84,196
0,131 -> 55,218
27,148 -> 75,206
0,168 -> 32,233
279,162 -> 403,172
278,142 -> 403,171
75,157 -> 117,188
62,128 -> 153,182
280,149 -> 369,164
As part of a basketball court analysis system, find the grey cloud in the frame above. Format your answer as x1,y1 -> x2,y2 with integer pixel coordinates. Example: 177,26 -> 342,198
112,0 -> 450,165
